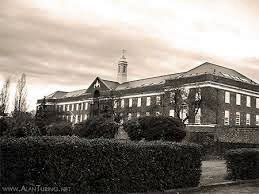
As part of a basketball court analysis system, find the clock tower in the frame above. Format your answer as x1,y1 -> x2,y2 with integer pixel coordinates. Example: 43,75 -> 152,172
117,50 -> 128,83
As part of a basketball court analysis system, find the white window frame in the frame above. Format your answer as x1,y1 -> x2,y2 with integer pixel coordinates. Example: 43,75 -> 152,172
246,96 -> 251,107
114,101 -> 117,109
156,96 -> 161,105
236,94 -> 241,105
71,104 -> 74,111
76,104 -> 79,111
137,97 -> 141,107
121,99 -> 125,108
85,102 -> 88,110
224,110 -> 230,125
246,114 -> 250,125
195,108 -> 201,124
75,114 -> 78,123
169,109 -> 174,117
63,105 -> 66,111
146,97 -> 151,106
137,112 -> 140,118
256,115 -> 259,126
128,113 -> 132,120
225,91 -> 230,104
81,103 -> 84,110
80,114 -> 83,122
235,112 -> 240,125
84,114 -> 88,120
256,98 -> 259,109
67,104 -> 70,111
129,98 -> 133,107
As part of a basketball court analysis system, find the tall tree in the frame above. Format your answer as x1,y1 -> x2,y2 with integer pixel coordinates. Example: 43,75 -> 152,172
0,77 -> 10,116
14,73 -> 27,113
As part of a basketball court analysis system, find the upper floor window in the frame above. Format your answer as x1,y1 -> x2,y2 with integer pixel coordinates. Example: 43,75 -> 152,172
129,98 -> 133,107
246,114 -> 250,125
123,66 -> 126,73
224,110 -> 230,125
114,101 -> 117,109
128,113 -> 132,120
121,99 -> 125,108
256,98 -> 259,108
170,92 -> 175,104
63,105 -> 66,111
85,102 -> 88,110
246,96 -> 251,107
195,108 -> 201,124
137,112 -> 140,118
146,97 -> 151,106
66,104 -> 70,111
225,91 -> 230,104
137,97 -> 141,107
81,103 -> 84,110
235,112 -> 240,125
236,94 -> 241,105
156,96 -> 161,105
169,109 -> 174,117
76,104 -> 79,111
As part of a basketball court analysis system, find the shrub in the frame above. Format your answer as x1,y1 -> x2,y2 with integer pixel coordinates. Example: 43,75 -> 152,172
0,117 -> 8,136
0,137 -> 202,193
74,117 -> 119,138
124,116 -> 186,142
46,121 -> 73,136
225,148 -> 259,180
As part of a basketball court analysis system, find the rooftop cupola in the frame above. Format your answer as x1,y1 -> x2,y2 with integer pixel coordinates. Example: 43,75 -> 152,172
117,49 -> 128,83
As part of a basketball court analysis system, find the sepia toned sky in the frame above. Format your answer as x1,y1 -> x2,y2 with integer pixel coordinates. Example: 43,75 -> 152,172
0,0 -> 259,111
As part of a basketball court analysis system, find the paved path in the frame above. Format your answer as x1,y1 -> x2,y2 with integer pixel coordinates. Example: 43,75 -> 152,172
200,160 -> 227,186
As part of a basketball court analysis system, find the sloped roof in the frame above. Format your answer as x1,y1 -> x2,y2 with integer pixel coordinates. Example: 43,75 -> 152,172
101,79 -> 120,90
62,89 -> 87,98
46,91 -> 68,99
179,62 -> 257,85
115,73 -> 183,90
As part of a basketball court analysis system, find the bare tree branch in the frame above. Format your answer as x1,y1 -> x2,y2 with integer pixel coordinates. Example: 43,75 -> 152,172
14,73 -> 27,113
0,77 -> 11,116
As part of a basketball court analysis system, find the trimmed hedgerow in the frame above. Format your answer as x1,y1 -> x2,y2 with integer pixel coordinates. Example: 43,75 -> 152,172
225,148 -> 259,180
74,117 -> 119,138
124,116 -> 186,142
0,137 -> 202,193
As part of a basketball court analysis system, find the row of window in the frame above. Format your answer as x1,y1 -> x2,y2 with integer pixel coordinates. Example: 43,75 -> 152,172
63,113 -> 88,123
224,110 -> 259,126
115,96 -> 161,109
225,91 -> 259,108
58,102 -> 88,112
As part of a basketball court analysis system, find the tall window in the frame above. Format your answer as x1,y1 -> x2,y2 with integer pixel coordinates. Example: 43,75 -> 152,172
80,114 -> 83,122
256,98 -> 259,108
84,114 -> 88,120
236,94 -> 241,105
81,103 -> 84,110
256,115 -> 259,126
169,109 -> 174,117
63,105 -> 66,111
137,97 -> 141,107
195,108 -> 201,124
114,101 -> 118,109
123,66 -> 126,73
75,114 -> 78,123
225,91 -> 230,103
129,98 -> 133,107
146,97 -> 151,106
128,113 -> 132,120
224,110 -> 230,125
170,92 -> 175,104
85,102 -> 88,110
156,96 -> 161,105
246,96 -> 251,107
137,112 -> 140,118
67,104 -> 70,111
121,99 -> 125,108
235,112 -> 240,125
76,104 -> 79,111
246,114 -> 250,125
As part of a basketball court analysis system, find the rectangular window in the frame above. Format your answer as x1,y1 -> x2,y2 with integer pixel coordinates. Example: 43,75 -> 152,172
114,101 -> 117,109
70,115 -> 73,123
236,94 -> 241,105
120,113 -> 124,124
225,91 -> 230,103
85,102 -> 88,110
63,105 -> 66,111
146,97 -> 151,106
66,116 -> 69,121
224,110 -> 230,125
156,112 -> 160,116
81,103 -> 84,110
80,114 -> 83,122
169,109 -> 174,117
156,96 -> 161,105
76,104 -> 79,111
247,96 -> 251,107
67,104 -> 70,111
75,114 -> 78,123
256,98 -> 259,108
170,92 -> 175,104
236,112 -> 240,125
195,108 -> 201,124
246,114 -> 250,125
137,112 -> 140,118
129,98 -> 133,107
137,98 -> 141,107
71,104 -> 74,111
121,99 -> 125,108
128,113 -> 132,120
256,115 -> 259,126
146,112 -> 150,116
84,114 -> 88,120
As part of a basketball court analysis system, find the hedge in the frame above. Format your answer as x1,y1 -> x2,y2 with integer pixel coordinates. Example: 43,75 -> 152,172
124,116 -> 186,142
225,148 -> 259,180
0,137 -> 202,193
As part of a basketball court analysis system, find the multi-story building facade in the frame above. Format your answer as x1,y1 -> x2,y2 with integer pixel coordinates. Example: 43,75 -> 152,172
37,54 -> 259,129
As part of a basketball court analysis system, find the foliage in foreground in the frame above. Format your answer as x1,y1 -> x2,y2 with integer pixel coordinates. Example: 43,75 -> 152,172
0,136 -> 202,193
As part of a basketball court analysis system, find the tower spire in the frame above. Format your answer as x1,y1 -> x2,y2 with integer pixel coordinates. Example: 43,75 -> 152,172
117,49 -> 128,83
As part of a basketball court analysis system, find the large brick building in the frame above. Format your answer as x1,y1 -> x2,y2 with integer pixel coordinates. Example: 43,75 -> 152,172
37,54 -> 259,129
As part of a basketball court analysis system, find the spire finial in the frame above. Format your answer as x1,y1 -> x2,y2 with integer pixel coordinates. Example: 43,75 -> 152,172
122,49 -> 126,59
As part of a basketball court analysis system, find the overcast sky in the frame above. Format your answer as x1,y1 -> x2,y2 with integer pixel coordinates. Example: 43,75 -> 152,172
0,0 -> 259,111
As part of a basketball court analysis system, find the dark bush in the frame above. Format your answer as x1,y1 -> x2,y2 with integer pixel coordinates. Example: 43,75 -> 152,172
124,116 -> 186,142
46,121 -> 73,136
0,137 -> 202,193
0,117 -> 8,136
225,148 -> 259,180
74,117 -> 119,138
